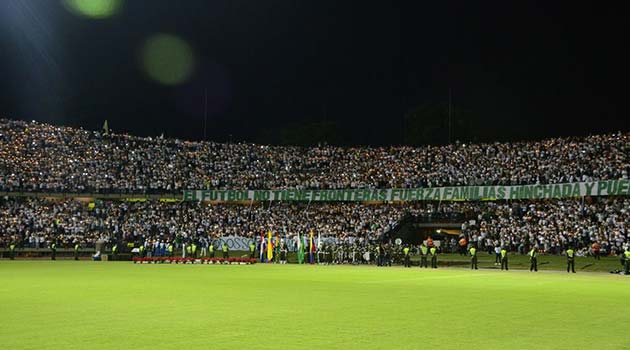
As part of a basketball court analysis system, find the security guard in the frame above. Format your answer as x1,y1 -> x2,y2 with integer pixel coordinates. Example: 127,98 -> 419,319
139,244 -> 145,258
185,244 -> 191,258
420,243 -> 429,268
112,243 -> 118,261
500,247 -> 508,271
403,245 -> 411,268
167,243 -> 173,257
249,241 -> 256,258
50,241 -> 57,260
209,242 -> 215,258
529,247 -> 538,272
9,242 -> 16,260
624,247 -> 630,275
74,243 -> 80,261
469,246 -> 478,270
566,247 -> 576,273
191,242 -> 197,258
430,246 -> 438,268
222,242 -> 229,259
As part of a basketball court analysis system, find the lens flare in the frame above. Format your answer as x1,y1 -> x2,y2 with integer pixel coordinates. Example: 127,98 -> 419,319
141,34 -> 196,86
63,0 -> 123,19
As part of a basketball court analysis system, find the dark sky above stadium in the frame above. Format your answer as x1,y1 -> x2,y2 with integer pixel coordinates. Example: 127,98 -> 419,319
0,1 -> 627,145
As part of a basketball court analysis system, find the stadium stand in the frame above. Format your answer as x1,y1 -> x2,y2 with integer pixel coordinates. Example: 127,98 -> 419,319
1,118 -> 627,193
0,119 -> 627,258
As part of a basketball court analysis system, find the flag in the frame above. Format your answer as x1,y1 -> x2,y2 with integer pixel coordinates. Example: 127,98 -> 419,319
309,230 -> 315,264
297,232 -> 304,264
259,234 -> 265,262
267,230 -> 274,262
102,120 -> 109,134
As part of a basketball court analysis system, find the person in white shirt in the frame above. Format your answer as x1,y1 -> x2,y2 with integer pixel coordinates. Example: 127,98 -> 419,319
494,245 -> 501,265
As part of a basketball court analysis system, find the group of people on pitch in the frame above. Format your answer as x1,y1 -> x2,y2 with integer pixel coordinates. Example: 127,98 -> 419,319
402,241 -> 438,269
483,245 -> 630,274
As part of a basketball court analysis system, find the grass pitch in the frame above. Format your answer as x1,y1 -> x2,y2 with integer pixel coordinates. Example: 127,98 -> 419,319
1,261 -> 629,350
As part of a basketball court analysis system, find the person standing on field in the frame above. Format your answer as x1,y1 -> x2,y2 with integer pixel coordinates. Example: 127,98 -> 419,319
403,245 -> 411,268
500,247 -> 508,271
191,241 -> 197,258
566,247 -> 576,273
185,244 -> 191,258
592,241 -> 600,260
249,240 -> 256,259
280,241 -> 288,264
222,242 -> 229,259
200,237 -> 208,257
430,246 -> 438,268
529,247 -> 538,272
624,247 -> 630,275
9,241 -> 16,260
50,241 -> 57,260
419,243 -> 428,268
494,244 -> 501,265
469,245 -> 478,270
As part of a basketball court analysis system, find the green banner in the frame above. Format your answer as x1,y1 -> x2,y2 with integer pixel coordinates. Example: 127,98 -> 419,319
183,179 -> 629,202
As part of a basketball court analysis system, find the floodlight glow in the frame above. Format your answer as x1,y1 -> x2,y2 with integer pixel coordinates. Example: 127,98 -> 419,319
141,34 -> 196,86
63,0 -> 123,19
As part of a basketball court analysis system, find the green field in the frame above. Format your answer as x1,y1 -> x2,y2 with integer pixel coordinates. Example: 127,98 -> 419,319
1,261 -> 629,350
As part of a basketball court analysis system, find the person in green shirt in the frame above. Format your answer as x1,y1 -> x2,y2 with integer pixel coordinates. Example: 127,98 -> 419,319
209,242 -> 215,258
249,241 -> 256,258
167,243 -> 173,257
430,246 -> 438,268
222,242 -> 229,259
500,247 -> 508,271
624,248 -> 630,275
403,245 -> 411,268
50,242 -> 57,260
469,246 -> 478,270
9,242 -> 16,260
191,243 -> 197,258
529,247 -> 538,272
566,247 -> 576,273
112,243 -> 118,261
74,243 -> 80,261
9,242 -> 15,260
419,243 -> 428,268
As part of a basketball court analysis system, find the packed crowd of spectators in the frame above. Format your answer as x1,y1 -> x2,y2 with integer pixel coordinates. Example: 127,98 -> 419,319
0,118 -> 627,256
450,197 -> 629,256
0,198 -> 403,250
1,197 -> 627,256
1,118 -> 627,193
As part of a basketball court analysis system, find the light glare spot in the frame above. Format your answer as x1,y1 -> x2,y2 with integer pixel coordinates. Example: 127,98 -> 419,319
141,34 -> 196,86
63,0 -> 123,19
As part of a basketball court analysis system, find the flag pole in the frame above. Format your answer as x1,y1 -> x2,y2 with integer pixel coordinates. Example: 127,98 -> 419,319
203,87 -> 208,140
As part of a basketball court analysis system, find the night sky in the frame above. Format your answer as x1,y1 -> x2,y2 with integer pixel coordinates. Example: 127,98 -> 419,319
0,1 -> 627,145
